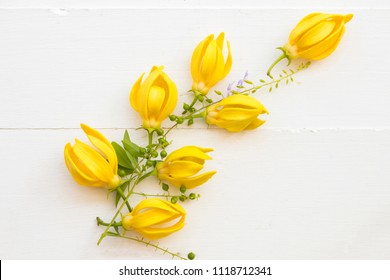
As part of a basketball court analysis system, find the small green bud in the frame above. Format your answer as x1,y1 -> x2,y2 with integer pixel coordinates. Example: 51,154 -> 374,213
156,129 -> 164,136
206,98 -> 213,103
146,160 -> 154,167
139,147 -> 146,155
197,95 -> 204,102
179,195 -> 185,202
118,168 -> 127,177
162,183 -> 169,191
171,196 -> 178,204
187,119 -> 194,126
189,193 -> 196,200
176,117 -> 184,124
179,185 -> 186,193
160,150 -> 167,158
183,103 -> 190,111
187,252 -> 195,260
150,150 -> 158,158
169,115 -> 177,121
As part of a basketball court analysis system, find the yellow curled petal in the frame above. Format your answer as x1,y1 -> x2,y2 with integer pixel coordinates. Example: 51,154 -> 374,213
207,47 -> 225,88
166,160 -> 204,178
73,140 -> 114,183
155,72 -> 178,123
245,118 -> 267,130
198,41 -> 219,83
81,124 -> 118,174
64,143 -> 104,187
129,73 -> 145,113
289,13 -> 336,45
122,199 -> 186,240
126,209 -> 179,229
297,23 -> 345,60
297,20 -> 336,49
223,40 -> 233,78
218,107 -> 263,121
191,34 -> 214,82
165,146 -> 213,163
146,86 -> 166,124
218,94 -> 263,109
160,170 -> 217,189
138,215 -> 185,239
215,32 -> 225,50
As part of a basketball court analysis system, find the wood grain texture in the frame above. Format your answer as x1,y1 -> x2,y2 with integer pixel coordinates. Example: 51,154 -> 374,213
0,129 -> 389,259
0,4 -> 390,259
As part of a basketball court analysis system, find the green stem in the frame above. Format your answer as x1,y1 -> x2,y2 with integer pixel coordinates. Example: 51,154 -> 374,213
115,235 -> 188,260
147,128 -> 154,147
96,217 -> 122,227
267,52 -> 289,77
189,95 -> 198,108
239,62 -> 310,95
116,187 -> 132,212
130,191 -> 178,198
97,159 -> 146,245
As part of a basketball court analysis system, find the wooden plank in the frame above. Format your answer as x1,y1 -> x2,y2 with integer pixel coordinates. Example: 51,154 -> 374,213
1,0 -> 389,9
0,9 -> 389,129
0,129 -> 389,259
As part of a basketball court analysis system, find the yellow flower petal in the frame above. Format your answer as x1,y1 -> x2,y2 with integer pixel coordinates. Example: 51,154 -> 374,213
191,34 -> 214,83
159,170 -> 217,189
122,199 -> 186,240
73,140 -> 114,183
64,143 -> 102,186
166,160 -> 204,178
129,73 -> 145,113
165,146 -> 213,163
81,124 -> 118,174
191,33 -> 232,94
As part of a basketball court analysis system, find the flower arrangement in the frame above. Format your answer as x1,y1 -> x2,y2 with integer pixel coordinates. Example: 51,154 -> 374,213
64,12 -> 353,260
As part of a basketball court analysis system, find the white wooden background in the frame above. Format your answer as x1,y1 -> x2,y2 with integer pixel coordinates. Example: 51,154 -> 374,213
1,0 -> 390,259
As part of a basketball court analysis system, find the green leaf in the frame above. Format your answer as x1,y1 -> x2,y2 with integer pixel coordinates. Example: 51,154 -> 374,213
122,139 -> 141,158
123,130 -> 131,143
125,149 -> 138,168
259,79 -> 266,83
244,80 -> 253,85
106,231 -> 119,237
112,142 -> 134,170
214,90 -> 222,95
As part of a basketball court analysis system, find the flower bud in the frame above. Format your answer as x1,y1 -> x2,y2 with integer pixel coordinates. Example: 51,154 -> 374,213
156,146 -> 216,189
122,198 -> 186,240
130,66 -> 178,129
64,124 -> 121,188
285,13 -> 353,60
267,13 -> 353,76
191,32 -> 232,95
205,94 -> 268,132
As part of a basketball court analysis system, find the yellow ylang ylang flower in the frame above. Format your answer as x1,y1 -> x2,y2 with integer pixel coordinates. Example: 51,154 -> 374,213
191,32 -> 232,95
130,66 -> 178,129
205,94 -> 269,132
64,124 -> 121,189
155,146 -> 216,189
122,198 -> 186,240
267,12 -> 353,76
